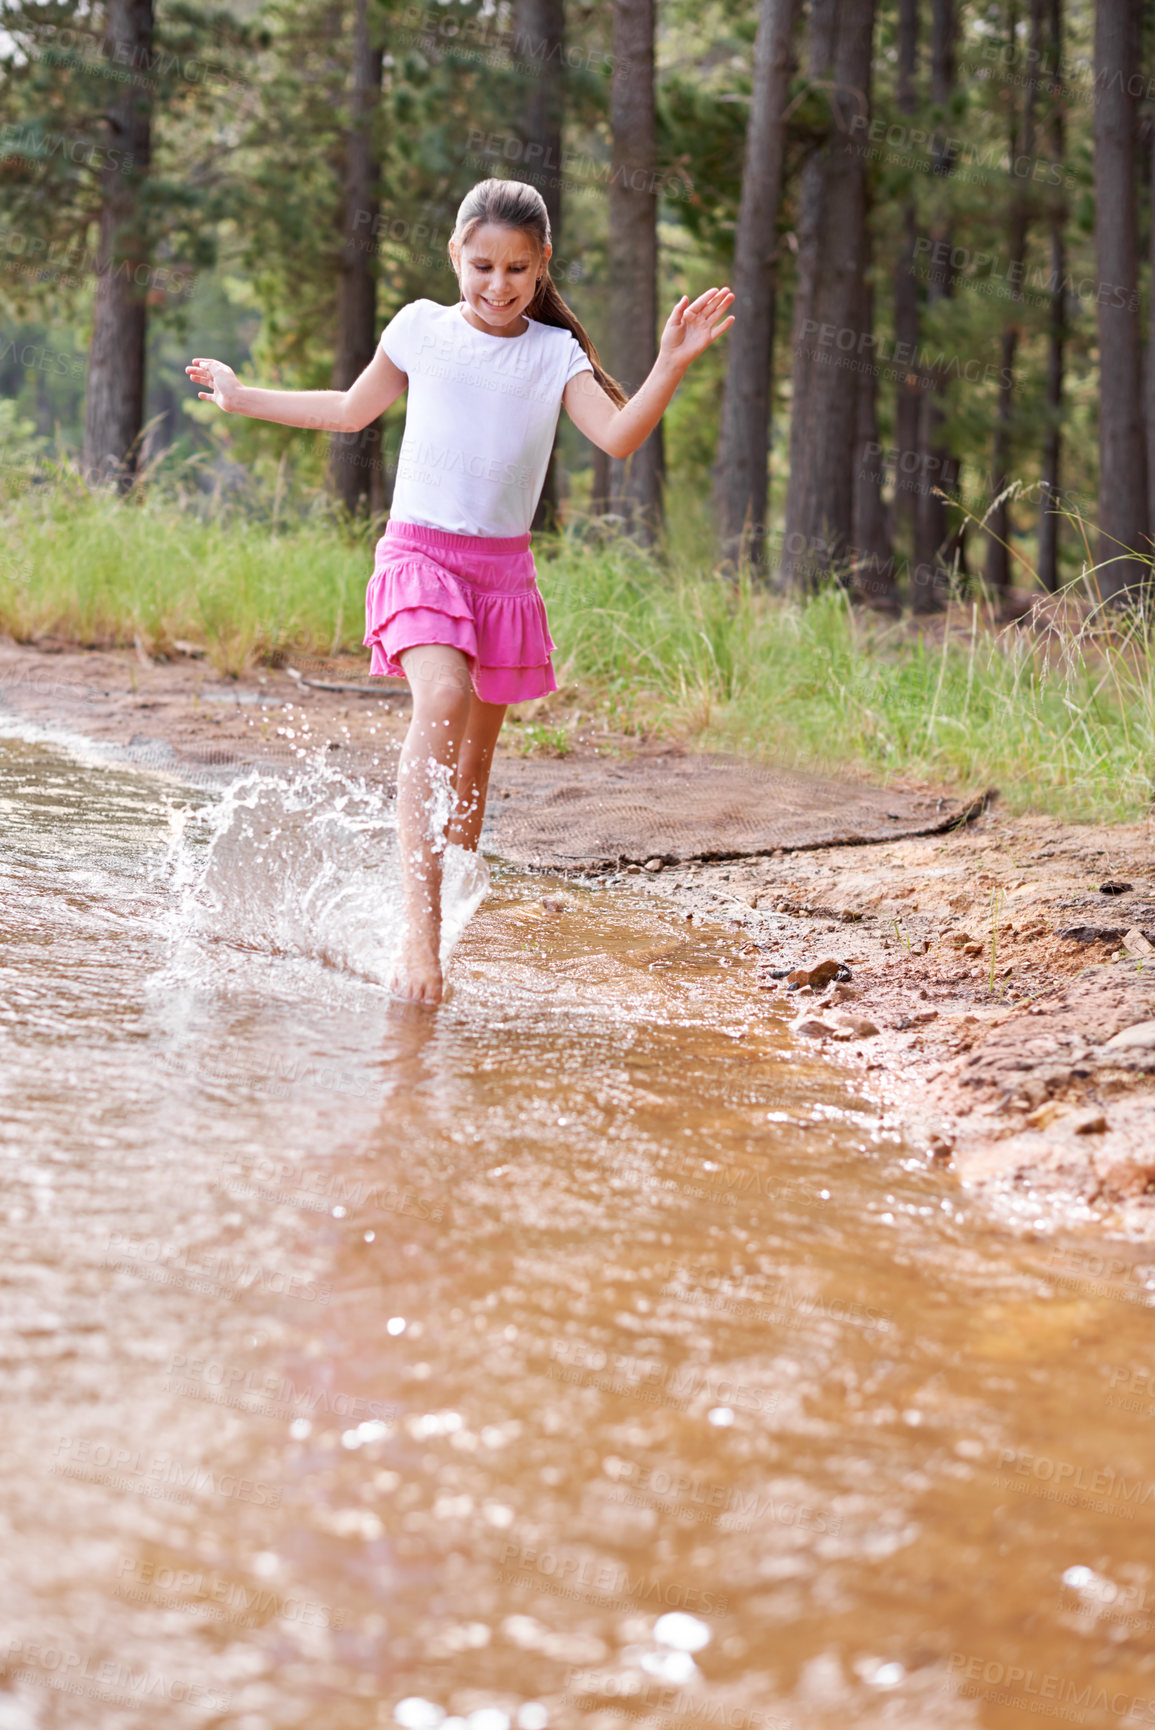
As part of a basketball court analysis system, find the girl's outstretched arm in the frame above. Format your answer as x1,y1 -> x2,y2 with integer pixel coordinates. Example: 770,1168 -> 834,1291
184,345 -> 409,434
563,286 -> 734,460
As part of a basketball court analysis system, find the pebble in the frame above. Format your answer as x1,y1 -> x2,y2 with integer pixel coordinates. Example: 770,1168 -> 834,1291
787,958 -> 849,990
1073,1111 -> 1108,1135
832,1014 -> 880,1039
791,1015 -> 835,1039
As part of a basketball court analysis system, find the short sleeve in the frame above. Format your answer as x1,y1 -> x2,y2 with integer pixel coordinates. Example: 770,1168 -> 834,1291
380,301 -> 419,371
563,335 -> 594,386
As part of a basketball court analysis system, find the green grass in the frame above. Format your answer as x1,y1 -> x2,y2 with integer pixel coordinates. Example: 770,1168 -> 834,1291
0,456 -> 368,675
3,458 -> 1154,823
537,534 -> 1155,822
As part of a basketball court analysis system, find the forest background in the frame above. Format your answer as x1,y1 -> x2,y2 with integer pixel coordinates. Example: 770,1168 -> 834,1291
2,0 -> 1155,820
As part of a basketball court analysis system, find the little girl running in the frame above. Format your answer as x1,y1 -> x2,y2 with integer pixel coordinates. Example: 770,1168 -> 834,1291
187,176 -> 733,1004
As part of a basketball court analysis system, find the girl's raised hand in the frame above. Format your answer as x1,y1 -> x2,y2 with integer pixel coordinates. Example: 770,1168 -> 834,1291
659,288 -> 735,369
185,356 -> 241,412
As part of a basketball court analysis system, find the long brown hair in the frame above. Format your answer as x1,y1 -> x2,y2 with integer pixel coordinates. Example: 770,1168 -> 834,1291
450,178 -> 628,408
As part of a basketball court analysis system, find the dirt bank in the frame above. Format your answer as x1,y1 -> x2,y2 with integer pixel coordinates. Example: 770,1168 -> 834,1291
3,636 -> 1154,1242
626,821 -> 1155,1241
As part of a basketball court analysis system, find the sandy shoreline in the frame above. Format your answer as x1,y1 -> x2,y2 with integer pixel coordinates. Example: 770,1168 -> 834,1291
3,636 -> 1154,1243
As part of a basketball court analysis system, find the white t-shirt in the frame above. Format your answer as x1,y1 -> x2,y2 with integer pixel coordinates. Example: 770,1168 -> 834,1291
379,298 -> 594,537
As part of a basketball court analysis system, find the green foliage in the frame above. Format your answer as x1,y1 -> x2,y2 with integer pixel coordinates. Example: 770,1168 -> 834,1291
6,473 -> 1148,819
0,465 -> 363,675
536,530 -> 1155,822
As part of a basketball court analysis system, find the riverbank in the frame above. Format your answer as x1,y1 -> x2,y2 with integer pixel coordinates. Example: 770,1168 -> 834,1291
2,635 -> 1153,1243
629,817 -> 1155,1242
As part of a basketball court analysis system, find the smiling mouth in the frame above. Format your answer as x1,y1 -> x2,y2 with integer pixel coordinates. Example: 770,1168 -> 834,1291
482,297 -> 516,309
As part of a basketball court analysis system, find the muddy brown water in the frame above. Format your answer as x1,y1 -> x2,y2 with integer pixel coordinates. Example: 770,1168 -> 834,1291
1,728 -> 1154,1730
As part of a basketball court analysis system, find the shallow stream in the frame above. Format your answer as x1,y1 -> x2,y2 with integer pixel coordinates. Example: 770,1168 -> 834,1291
1,730 -> 1153,1730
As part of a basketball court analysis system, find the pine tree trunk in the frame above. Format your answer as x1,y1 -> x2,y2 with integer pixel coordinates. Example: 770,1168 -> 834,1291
852,271 -> 898,611
782,0 -> 876,589
82,0 -> 155,494
1037,0 -> 1065,593
712,0 -> 797,570
892,0 -> 921,551
607,0 -> 664,544
328,0 -> 384,519
515,0 -> 566,531
912,0 -> 960,612
1146,56 -> 1155,549
1094,0 -> 1148,599
984,0 -> 1042,595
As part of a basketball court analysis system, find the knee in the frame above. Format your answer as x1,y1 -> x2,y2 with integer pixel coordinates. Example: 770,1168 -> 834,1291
410,684 -> 473,741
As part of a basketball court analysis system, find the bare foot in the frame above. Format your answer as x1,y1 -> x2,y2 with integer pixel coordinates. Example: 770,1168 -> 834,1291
388,938 -> 443,1005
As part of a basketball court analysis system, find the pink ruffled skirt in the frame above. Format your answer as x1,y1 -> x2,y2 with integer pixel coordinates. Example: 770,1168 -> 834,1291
363,519 -> 558,705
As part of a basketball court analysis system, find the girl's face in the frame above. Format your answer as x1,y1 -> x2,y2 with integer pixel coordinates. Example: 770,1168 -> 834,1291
450,222 -> 550,336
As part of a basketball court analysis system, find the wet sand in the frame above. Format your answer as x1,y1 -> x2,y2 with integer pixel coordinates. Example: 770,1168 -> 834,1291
2,636 -> 1153,1241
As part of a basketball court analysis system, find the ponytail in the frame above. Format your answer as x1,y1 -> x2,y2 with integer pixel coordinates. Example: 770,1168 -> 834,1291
450,176 -> 629,409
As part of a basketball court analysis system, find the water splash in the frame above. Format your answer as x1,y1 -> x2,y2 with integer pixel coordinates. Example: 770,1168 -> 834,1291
161,759 -> 489,989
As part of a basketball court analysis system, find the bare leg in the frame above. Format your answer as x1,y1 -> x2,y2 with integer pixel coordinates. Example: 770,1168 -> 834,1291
448,691 -> 508,851
391,646 -> 475,1004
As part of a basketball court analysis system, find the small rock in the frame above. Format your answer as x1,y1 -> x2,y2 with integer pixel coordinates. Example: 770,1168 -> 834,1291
826,981 -> 860,1003
540,896 -> 568,914
1121,928 -> 1155,957
787,958 -> 848,990
962,941 -> 984,957
791,1015 -> 835,1039
1073,1112 -> 1108,1135
1103,1019 -> 1155,1051
948,932 -> 974,949
894,1009 -> 938,1030
928,1133 -> 954,1160
643,858 -> 664,873
1100,880 -> 1133,895
832,1014 -> 880,1039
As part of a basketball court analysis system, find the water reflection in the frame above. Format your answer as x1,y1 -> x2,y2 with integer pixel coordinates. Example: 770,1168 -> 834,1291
0,732 -> 1152,1730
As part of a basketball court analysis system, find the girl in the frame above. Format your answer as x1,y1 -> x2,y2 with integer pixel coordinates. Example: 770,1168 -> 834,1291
187,177 -> 733,1005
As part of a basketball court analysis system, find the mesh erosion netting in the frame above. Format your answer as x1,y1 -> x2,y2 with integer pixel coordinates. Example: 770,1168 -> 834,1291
486,749 -> 988,871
